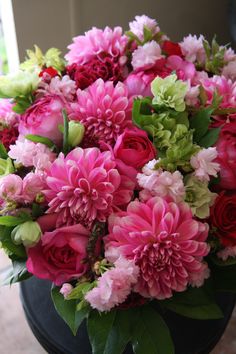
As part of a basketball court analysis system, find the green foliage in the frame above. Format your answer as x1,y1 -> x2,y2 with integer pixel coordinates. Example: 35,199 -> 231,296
203,37 -> 227,74
25,134 -> 56,149
162,284 -> 223,320
0,213 -> 32,227
0,143 -> 8,159
51,286 -> 89,336
1,260 -> 31,285
66,282 -> 95,301
0,226 -> 26,258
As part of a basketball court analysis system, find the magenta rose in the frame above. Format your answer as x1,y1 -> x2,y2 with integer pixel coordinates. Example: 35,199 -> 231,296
216,122 -> 236,189
19,95 -> 65,145
26,224 -> 90,285
113,128 -> 156,170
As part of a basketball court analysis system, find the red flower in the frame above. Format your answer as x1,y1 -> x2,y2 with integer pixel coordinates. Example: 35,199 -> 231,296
39,67 -> 58,78
210,192 -> 236,247
0,126 -> 18,150
162,40 -> 183,57
66,55 -> 124,90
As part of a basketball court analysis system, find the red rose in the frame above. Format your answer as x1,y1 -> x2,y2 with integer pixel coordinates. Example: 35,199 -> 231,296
113,128 -> 157,170
210,192 -> 236,246
216,122 -> 236,189
162,40 -> 183,57
26,224 -> 90,285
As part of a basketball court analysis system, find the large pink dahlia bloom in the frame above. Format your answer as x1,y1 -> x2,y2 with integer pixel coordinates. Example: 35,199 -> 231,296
44,147 -> 132,228
105,197 -> 210,300
65,27 -> 128,65
71,79 -> 133,146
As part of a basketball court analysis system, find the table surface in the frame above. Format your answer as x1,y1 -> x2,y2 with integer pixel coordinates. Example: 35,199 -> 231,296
20,276 -> 236,354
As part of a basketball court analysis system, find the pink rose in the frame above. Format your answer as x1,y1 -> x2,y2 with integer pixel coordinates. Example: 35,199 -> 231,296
113,128 -> 156,170
19,95 -> 65,145
216,122 -> 236,189
26,224 -> 90,285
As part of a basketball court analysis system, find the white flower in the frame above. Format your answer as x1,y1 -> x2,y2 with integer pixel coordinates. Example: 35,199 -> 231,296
190,147 -> 220,181
131,41 -> 162,70
180,34 -> 206,63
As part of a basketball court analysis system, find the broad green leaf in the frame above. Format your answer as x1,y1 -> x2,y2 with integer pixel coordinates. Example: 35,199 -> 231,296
104,309 -> 137,354
0,226 -> 26,258
51,286 -> 89,336
190,107 -> 213,143
1,260 -> 31,285
87,310 -> 117,354
198,127 -> 220,148
162,285 -> 223,320
132,305 -> 174,354
0,143 -> 8,159
25,134 -> 55,149
0,215 -> 31,226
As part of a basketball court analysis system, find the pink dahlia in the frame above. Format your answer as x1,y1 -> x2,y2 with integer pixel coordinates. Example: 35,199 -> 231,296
65,27 -> 128,65
71,79 -> 133,146
44,147 -> 132,228
105,197 -> 209,300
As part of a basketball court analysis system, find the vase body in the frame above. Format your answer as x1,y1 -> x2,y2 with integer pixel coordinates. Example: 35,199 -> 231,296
20,277 -> 235,354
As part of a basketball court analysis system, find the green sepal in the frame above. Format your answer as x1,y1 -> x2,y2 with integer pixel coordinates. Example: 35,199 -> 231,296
25,134 -> 56,149
0,143 -> 8,159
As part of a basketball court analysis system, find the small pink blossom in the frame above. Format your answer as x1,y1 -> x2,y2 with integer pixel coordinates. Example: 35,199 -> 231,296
222,61 -> 236,81
60,283 -> 74,298
66,27 -> 128,65
9,138 -> 56,171
185,82 -> 200,106
217,246 -> 236,261
180,34 -> 206,63
22,172 -> 46,203
166,55 -> 196,81
85,257 -> 139,312
131,41 -> 162,70
105,197 -> 210,300
129,15 -> 160,41
190,147 -> 220,181
0,174 -> 23,201
37,75 -> 76,101
223,47 -> 236,62
137,162 -> 185,203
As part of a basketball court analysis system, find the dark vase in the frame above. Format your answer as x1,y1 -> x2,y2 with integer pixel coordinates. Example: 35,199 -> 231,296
20,277 -> 235,354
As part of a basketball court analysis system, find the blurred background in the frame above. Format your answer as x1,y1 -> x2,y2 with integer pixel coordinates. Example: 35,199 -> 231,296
0,0 -> 236,353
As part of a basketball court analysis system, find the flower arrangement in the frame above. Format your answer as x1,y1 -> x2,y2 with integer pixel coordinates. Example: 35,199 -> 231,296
0,14 -> 236,354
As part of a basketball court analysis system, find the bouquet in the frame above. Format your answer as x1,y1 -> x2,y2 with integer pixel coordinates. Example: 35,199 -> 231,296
0,14 -> 236,354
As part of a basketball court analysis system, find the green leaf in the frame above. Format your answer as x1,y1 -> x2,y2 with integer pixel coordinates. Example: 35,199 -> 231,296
87,310 -> 117,354
66,282 -> 94,301
143,26 -> 153,43
190,107 -> 213,143
0,215 -> 31,226
132,305 -> 174,354
162,285 -> 223,320
0,143 -> 8,159
0,226 -> 26,258
51,286 -> 89,335
62,109 -> 69,154
125,31 -> 142,45
25,134 -> 55,149
198,127 -> 220,148
1,260 -> 31,285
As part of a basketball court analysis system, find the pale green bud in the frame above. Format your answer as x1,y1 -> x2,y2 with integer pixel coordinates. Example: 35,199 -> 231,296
151,74 -> 188,112
68,121 -> 85,147
11,221 -> 42,247
184,175 -> 217,219
0,158 -> 14,177
0,70 -> 39,99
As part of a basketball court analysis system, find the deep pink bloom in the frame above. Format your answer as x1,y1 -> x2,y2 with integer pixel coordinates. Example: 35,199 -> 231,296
105,197 -> 209,299
66,55 -> 124,90
65,27 -> 127,65
166,55 -> 196,81
0,126 -> 18,150
71,79 -> 133,146
44,147 -> 132,228
216,122 -> 236,189
113,128 -> 156,171
85,257 -> 139,311
26,224 -> 90,286
19,95 -> 66,145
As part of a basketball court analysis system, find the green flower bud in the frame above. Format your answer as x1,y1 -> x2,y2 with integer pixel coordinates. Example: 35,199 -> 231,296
68,121 -> 85,147
184,175 -> 217,219
11,221 -> 42,247
151,74 -> 188,112
0,71 -> 39,99
0,158 -> 14,177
